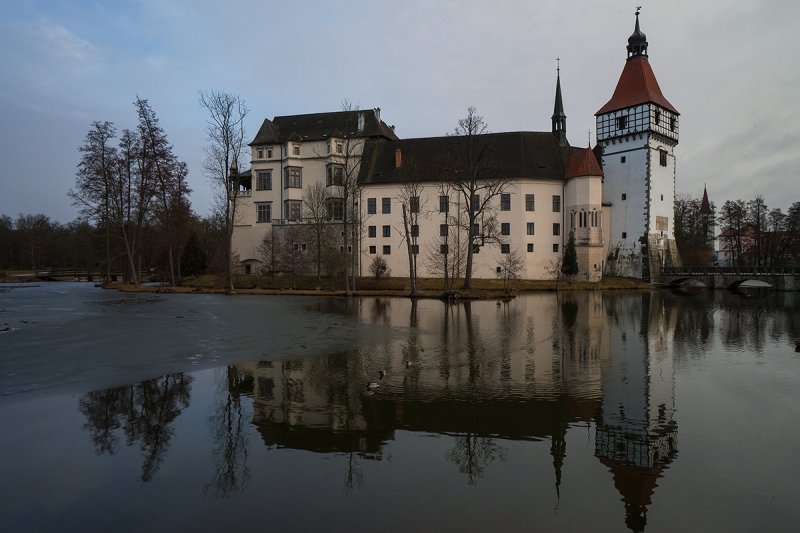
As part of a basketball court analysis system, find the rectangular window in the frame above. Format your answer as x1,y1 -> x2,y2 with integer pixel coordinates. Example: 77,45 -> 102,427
440,244 -> 448,255
501,243 -> 510,254
410,196 -> 420,214
527,222 -> 535,235
501,223 -> 510,236
620,156 -> 626,163
473,244 -> 480,254
367,198 -> 376,214
257,149 -> 263,159
553,223 -> 560,236
369,246 -> 376,254
472,194 -> 480,212
383,225 -> 391,238
326,166 -> 344,186
473,224 -> 480,237
660,149 -> 668,167
327,198 -> 344,220
301,243 -> 307,252
285,200 -> 301,221
622,193 -> 627,201
617,115 -> 627,130
284,167 -> 302,189
336,142 -> 343,154
411,244 -> 419,255
439,195 -> 449,213
256,171 -> 272,190
500,194 -> 511,211
382,198 -> 391,214
552,195 -> 561,212
440,224 -> 448,237
525,194 -> 535,211
655,110 -> 661,125
670,117 -> 676,132
622,232 -> 627,238
527,243 -> 534,253
368,226 -> 376,238
383,245 -> 391,255
256,203 -> 271,223
267,148 -> 273,158
410,224 -> 419,237
293,145 -> 300,156
553,243 -> 559,253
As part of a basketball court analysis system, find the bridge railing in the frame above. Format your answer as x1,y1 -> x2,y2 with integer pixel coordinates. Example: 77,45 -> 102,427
661,266 -> 797,276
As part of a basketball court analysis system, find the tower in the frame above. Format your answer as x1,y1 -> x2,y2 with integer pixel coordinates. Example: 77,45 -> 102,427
596,9 -> 681,281
552,64 -> 567,146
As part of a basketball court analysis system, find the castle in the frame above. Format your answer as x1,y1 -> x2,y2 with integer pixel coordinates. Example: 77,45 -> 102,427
231,11 -> 680,282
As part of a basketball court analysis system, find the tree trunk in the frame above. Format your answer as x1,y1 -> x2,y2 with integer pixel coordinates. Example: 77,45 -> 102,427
402,204 -> 417,297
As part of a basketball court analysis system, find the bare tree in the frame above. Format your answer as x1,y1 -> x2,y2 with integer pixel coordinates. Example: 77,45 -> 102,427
199,90 -> 249,291
447,107 -> 507,288
395,156 -> 426,297
258,227 -> 279,287
278,225 -> 306,289
302,182 -> 336,280
547,256 -> 566,292
495,248 -> 523,291
368,255 -> 391,289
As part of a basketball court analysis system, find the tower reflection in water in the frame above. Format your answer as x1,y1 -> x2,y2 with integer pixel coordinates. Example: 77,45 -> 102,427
229,293 -> 677,530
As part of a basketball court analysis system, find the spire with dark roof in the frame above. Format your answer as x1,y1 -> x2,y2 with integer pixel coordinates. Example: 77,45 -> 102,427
700,186 -> 711,214
627,8 -> 649,60
552,63 -> 567,146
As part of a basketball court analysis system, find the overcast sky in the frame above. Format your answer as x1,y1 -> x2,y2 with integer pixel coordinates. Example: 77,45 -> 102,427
1,0 -> 798,223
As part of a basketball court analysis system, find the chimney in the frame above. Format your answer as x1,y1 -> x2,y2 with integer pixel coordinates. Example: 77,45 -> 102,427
375,107 -> 381,123
395,148 -> 401,168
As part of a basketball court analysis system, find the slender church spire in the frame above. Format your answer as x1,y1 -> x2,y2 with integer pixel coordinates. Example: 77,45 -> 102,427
552,59 -> 567,146
627,7 -> 649,60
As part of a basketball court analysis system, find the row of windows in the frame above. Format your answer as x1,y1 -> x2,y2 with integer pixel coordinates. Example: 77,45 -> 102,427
366,194 -> 560,214
368,242 -> 559,256
256,139 -> 345,161
573,211 -> 600,228
365,222 -> 559,236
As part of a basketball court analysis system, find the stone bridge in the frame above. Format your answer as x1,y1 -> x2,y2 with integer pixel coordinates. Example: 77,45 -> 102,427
660,266 -> 800,291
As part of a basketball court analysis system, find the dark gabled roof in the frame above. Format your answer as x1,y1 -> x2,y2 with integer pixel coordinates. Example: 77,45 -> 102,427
596,57 -> 679,115
249,109 -> 399,146
359,132 -> 576,185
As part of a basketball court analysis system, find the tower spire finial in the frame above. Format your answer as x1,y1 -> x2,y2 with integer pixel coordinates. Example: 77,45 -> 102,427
627,7 -> 648,60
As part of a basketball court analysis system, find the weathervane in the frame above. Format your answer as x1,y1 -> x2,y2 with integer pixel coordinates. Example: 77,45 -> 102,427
588,129 -> 592,147
556,57 -> 560,75
636,5 -> 642,15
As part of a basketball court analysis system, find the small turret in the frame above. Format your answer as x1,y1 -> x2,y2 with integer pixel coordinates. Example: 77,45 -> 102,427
627,8 -> 648,60
552,64 -> 567,146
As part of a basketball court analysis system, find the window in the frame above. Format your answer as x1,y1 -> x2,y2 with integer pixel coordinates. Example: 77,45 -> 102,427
367,198 -> 376,214
473,244 -> 480,254
525,194 -> 535,211
621,193 -> 627,201
293,145 -> 300,156
383,245 -> 391,255
661,194 -> 664,201
655,110 -> 661,125
382,198 -> 391,214
660,149 -> 668,167
284,167 -> 302,188
670,117 -> 676,132
368,226 -> 376,238
256,203 -> 271,223
410,196 -> 420,214
527,222 -> 535,235
301,243 -> 307,252
285,201 -> 301,221
552,195 -> 561,212
553,243 -> 559,253
617,115 -> 627,130
267,148 -> 273,158
383,225 -> 390,237
327,141 -> 331,154
500,194 -> 511,211
472,194 -> 480,212
336,142 -> 343,154
440,224 -> 448,237
257,149 -> 263,159
527,243 -> 534,253
501,243 -> 510,254
622,232 -> 627,238
440,244 -> 449,254
411,244 -> 419,255
579,211 -> 587,228
553,223 -> 560,236
326,166 -> 343,186
328,198 -> 344,220
410,224 -> 419,237
369,246 -> 376,254
501,223 -> 510,236
439,195 -> 449,213
473,224 -> 480,237
621,156 -> 626,163
257,171 -> 272,190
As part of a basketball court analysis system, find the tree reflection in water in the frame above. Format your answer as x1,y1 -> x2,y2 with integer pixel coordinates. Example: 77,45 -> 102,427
445,432 -> 507,486
79,373 -> 193,482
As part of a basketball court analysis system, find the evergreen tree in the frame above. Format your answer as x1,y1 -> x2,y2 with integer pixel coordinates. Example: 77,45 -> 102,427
181,232 -> 207,277
562,230 -> 579,278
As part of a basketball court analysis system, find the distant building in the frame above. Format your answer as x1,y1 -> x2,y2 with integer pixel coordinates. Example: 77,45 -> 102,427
232,11 -> 680,282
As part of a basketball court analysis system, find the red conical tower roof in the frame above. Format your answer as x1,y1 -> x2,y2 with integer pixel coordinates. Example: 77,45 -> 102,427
566,147 -> 603,179
596,57 -> 679,115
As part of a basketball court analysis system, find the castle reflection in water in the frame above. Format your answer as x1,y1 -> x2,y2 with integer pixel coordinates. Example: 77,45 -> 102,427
232,291 -> 708,532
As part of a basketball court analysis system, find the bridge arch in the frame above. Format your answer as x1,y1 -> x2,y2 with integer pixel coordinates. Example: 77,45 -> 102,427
728,279 -> 774,290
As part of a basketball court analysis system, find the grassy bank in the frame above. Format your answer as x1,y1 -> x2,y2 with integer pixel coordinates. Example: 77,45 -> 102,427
110,274 -> 652,299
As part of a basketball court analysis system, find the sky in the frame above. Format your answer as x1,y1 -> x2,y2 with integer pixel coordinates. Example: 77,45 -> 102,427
1,0 -> 798,223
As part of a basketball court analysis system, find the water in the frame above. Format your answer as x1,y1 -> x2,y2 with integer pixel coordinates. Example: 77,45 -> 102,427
1,283 -> 799,532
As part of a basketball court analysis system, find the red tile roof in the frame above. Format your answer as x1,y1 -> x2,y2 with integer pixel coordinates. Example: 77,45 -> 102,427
596,57 -> 679,115
566,147 -> 603,179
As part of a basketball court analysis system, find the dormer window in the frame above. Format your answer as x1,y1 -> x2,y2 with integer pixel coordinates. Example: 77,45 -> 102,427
293,145 -> 300,156
267,148 -> 273,158
257,148 -> 264,159
336,142 -> 343,154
